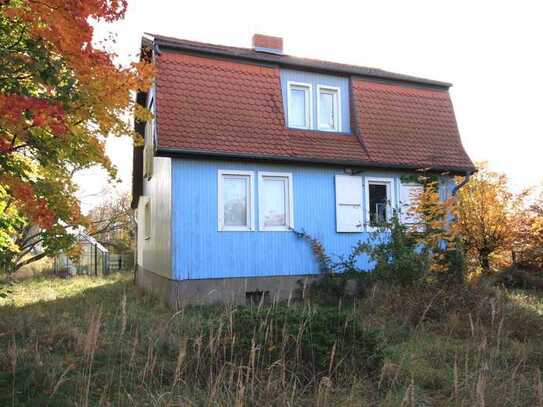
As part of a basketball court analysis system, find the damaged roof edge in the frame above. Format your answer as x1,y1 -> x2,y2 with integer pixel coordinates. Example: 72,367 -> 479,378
155,146 -> 477,175
143,34 -> 452,89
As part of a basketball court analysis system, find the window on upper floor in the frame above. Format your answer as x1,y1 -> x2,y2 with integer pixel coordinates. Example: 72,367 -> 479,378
282,69 -> 350,133
287,82 -> 312,129
317,85 -> 340,131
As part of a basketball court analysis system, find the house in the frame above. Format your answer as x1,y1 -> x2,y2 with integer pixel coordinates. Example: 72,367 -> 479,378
131,33 -> 475,306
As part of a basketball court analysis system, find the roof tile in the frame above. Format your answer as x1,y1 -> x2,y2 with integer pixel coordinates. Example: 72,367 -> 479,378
155,51 -> 474,172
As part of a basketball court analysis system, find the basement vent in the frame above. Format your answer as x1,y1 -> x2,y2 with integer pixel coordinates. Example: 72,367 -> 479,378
245,290 -> 270,306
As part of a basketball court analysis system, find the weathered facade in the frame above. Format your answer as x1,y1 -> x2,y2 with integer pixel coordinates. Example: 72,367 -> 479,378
132,34 -> 474,307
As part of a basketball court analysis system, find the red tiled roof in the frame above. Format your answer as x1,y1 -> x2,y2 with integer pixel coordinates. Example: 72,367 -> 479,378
150,34 -> 452,88
154,48 -> 474,173
352,80 -> 474,171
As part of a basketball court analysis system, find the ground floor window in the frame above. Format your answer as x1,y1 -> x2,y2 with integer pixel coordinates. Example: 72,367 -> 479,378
258,172 -> 294,231
218,170 -> 255,231
365,177 -> 395,229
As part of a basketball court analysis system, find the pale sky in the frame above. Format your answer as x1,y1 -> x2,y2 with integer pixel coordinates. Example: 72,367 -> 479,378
77,0 -> 543,212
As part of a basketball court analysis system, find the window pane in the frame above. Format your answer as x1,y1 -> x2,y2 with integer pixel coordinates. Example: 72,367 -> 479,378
319,91 -> 335,129
223,177 -> 248,226
262,178 -> 287,227
290,88 -> 307,127
369,184 -> 388,227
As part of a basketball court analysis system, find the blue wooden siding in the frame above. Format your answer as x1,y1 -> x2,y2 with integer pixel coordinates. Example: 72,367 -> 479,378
280,69 -> 351,133
170,158 -> 452,281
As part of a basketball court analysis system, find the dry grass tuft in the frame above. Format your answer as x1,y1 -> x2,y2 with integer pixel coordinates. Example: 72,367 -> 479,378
1,273 -> 543,406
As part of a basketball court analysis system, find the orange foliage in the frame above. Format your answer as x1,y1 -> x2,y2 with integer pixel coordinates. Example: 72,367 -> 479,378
0,95 -> 67,146
0,175 -> 55,229
1,0 -> 153,231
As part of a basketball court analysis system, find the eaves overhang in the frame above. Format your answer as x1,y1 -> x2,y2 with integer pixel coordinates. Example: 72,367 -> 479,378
155,146 -> 477,176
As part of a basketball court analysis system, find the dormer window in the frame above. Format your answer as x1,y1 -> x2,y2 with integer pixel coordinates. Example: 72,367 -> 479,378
287,82 -> 312,129
317,85 -> 340,131
281,69 -> 350,133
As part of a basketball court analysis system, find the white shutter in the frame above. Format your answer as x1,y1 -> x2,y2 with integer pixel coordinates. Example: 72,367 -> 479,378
335,175 -> 363,232
399,184 -> 423,224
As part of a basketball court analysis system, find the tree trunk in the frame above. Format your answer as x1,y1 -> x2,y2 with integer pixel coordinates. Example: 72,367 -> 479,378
13,252 -> 48,273
479,249 -> 491,274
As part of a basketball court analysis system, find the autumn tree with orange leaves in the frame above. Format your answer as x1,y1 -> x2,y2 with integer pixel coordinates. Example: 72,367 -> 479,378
0,0 -> 153,273
452,165 -> 526,274
511,189 -> 543,269
411,165 -> 542,279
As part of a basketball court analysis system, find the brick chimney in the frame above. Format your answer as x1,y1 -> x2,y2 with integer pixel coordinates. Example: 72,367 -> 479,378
252,34 -> 283,55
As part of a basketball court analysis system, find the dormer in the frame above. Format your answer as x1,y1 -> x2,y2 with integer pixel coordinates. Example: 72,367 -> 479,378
280,70 -> 350,133
250,34 -> 351,133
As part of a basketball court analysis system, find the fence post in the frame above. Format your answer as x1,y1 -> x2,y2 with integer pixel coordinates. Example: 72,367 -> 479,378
95,243 -> 98,276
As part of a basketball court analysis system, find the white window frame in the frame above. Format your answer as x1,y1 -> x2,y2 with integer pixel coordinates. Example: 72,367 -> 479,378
218,170 -> 255,232
316,85 -> 341,132
287,81 -> 312,129
258,172 -> 294,232
364,176 -> 396,231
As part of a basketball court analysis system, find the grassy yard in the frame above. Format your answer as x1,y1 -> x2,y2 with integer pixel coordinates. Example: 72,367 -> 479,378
1,273 -> 543,406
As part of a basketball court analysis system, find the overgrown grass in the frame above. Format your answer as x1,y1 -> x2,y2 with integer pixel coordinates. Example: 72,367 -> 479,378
1,273 -> 543,406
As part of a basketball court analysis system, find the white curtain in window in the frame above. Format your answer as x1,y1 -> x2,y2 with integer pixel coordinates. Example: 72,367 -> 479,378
319,92 -> 335,129
262,177 -> 287,227
290,88 -> 307,128
223,177 -> 248,226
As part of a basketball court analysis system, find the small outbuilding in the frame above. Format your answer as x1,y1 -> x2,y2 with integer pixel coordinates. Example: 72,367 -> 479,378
53,231 -> 109,276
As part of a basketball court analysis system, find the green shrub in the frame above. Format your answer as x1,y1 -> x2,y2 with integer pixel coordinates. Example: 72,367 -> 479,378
301,214 -> 468,301
301,273 -> 348,305
437,238 -> 467,284
353,215 -> 428,286
196,305 -> 384,382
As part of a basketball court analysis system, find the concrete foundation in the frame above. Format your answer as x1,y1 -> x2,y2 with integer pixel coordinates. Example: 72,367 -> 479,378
136,266 -> 318,308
